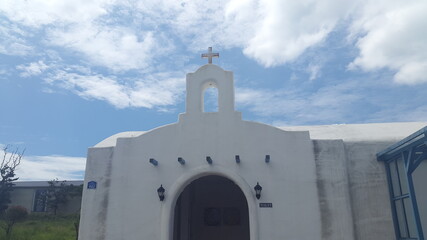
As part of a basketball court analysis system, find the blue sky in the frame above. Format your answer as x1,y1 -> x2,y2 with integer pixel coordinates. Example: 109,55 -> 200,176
1,0 -> 426,180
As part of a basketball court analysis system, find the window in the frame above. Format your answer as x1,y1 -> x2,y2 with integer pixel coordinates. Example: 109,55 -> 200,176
388,157 -> 417,239
386,154 -> 424,240
33,189 -> 47,212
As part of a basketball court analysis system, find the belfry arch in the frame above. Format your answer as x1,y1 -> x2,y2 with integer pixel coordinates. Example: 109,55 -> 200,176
185,64 -> 235,115
202,82 -> 219,112
173,175 -> 250,240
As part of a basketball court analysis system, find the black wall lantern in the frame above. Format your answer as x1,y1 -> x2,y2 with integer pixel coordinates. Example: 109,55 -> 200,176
254,182 -> 262,199
157,185 -> 165,201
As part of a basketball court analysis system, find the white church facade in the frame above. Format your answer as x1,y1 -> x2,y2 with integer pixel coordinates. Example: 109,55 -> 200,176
78,53 -> 426,240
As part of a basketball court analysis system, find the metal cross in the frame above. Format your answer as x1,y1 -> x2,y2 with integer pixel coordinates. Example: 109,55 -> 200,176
201,47 -> 219,64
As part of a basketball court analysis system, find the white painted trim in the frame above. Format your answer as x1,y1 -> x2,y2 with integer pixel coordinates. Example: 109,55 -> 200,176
160,165 -> 259,240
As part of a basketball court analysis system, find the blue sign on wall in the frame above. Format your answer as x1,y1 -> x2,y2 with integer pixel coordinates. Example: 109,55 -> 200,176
87,181 -> 97,189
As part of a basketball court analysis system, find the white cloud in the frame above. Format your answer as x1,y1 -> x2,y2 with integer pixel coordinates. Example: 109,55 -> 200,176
0,0 -> 110,27
130,75 -> 185,108
47,24 -> 172,72
307,64 -> 321,81
1,0 -> 426,81
237,0 -> 351,67
1,0 -> 172,72
0,67 -> 7,77
236,88 -> 307,119
46,69 -> 186,109
177,0 -> 427,85
16,61 -> 49,77
18,155 -> 85,181
0,42 -> 33,56
236,82 -> 363,124
394,62 -> 427,84
0,19 -> 33,56
348,0 -> 427,84
48,70 -> 132,108
1,0 -> 426,115
368,104 -> 427,123
2,0 -> 425,73
121,0 -> 240,52
0,146 -> 83,181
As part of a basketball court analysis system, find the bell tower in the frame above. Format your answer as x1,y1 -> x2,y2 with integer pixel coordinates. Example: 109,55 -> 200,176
180,47 -> 241,122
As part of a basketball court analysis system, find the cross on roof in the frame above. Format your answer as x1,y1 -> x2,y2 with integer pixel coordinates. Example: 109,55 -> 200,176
201,47 -> 219,64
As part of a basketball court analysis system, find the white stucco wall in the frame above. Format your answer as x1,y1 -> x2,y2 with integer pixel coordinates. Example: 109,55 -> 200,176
281,122 -> 427,142
312,140 -> 355,240
285,122 -> 426,240
79,65 -> 322,240
80,117 -> 322,240
79,147 -> 114,240
344,142 -> 396,240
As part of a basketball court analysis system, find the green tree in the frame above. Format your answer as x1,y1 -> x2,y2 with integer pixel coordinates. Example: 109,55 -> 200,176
46,179 -> 68,215
74,212 -> 80,240
71,184 -> 83,240
1,205 -> 28,239
0,146 -> 24,216
46,179 -> 82,215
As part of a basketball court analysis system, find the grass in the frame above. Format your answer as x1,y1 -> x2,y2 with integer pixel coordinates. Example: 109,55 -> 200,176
0,214 -> 79,240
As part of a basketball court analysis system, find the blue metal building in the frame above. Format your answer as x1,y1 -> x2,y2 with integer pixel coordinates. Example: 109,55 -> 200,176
378,127 -> 427,240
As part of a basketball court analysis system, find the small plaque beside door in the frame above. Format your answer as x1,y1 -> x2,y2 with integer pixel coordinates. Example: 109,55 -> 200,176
259,203 -> 273,208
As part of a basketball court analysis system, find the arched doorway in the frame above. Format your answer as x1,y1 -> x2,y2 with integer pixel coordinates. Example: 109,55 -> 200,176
173,175 -> 250,240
